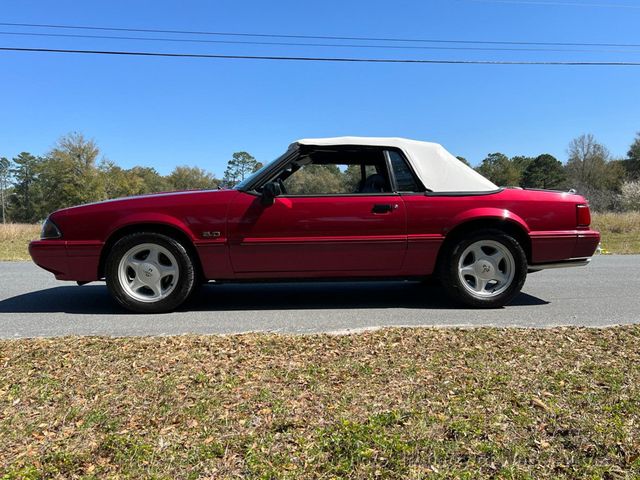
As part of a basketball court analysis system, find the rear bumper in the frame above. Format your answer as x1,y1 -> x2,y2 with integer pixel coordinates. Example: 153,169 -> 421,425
29,240 -> 103,281
530,229 -> 600,264
528,257 -> 591,272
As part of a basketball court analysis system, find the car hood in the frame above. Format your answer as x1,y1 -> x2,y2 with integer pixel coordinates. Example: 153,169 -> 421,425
52,189 -> 230,216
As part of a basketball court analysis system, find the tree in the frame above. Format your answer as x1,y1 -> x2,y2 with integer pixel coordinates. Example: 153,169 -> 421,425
222,152 -> 260,187
510,156 -> 534,185
343,164 -> 363,192
521,154 -> 566,189
0,157 -> 10,223
475,153 -> 521,186
456,156 -> 470,167
167,166 -> 219,191
99,160 -> 145,199
621,180 -> 640,211
285,164 -> 344,195
129,166 -> 171,194
565,134 -> 626,211
40,133 -> 106,212
565,134 -> 623,192
627,132 -> 640,179
10,152 -> 44,223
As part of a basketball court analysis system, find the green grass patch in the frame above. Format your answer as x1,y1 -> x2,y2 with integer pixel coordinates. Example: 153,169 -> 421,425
1,327 -> 639,478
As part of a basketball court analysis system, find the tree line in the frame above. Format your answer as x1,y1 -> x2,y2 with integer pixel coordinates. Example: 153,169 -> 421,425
1,131 -> 639,223
0,133 -> 261,223
461,132 -> 640,211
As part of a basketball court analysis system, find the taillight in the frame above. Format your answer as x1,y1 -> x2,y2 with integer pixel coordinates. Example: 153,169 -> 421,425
577,204 -> 591,227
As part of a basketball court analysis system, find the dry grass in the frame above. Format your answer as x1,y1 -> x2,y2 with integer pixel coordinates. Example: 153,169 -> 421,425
1,327 -> 639,479
0,223 -> 40,261
592,212 -> 640,254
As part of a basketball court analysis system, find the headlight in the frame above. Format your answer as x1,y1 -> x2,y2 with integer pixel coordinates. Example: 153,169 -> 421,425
41,217 -> 62,239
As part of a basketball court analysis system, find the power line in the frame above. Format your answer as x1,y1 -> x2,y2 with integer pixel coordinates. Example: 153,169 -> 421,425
1,30 -> 638,54
1,46 -> 640,65
1,21 -> 639,48
466,0 -> 640,8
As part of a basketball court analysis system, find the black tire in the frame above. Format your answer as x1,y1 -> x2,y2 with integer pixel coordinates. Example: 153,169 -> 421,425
105,232 -> 196,313
438,229 -> 527,308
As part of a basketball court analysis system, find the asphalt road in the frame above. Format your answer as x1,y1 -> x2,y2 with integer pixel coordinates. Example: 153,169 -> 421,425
0,256 -> 638,338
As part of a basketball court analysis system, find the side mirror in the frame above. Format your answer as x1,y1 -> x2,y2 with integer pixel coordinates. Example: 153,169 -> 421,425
260,181 -> 282,206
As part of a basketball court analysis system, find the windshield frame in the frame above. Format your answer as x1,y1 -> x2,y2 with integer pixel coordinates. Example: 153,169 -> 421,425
234,145 -> 299,193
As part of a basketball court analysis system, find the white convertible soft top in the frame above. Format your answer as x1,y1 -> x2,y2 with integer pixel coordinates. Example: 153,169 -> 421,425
295,136 -> 498,193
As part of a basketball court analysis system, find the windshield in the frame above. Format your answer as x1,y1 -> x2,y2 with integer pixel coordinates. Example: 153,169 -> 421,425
234,149 -> 291,191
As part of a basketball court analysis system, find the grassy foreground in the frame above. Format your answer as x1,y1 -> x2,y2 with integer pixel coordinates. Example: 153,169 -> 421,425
1,212 -> 639,261
1,327 -> 639,479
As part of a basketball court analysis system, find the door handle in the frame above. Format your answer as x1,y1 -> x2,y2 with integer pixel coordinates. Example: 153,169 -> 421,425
372,204 -> 393,214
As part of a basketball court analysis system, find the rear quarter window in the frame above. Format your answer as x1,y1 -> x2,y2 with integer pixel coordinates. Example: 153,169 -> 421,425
388,150 -> 422,192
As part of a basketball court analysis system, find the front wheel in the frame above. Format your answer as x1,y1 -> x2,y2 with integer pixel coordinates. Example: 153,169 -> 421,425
105,232 -> 196,313
439,229 -> 527,308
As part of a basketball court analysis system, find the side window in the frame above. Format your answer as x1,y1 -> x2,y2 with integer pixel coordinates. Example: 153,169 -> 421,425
388,150 -> 422,192
284,164 -> 351,195
278,149 -> 392,195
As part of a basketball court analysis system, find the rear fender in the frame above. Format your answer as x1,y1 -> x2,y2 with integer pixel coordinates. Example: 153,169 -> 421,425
435,208 -> 532,268
446,208 -> 529,234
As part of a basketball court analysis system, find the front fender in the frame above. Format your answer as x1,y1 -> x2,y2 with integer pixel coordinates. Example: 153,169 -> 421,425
106,213 -> 197,241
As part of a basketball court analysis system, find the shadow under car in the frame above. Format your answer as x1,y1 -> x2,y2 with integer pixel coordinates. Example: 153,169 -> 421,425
0,280 -> 548,315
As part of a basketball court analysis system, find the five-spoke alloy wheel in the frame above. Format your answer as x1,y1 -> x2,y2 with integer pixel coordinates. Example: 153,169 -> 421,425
457,240 -> 515,298
439,229 -> 527,308
118,243 -> 180,303
106,232 -> 196,313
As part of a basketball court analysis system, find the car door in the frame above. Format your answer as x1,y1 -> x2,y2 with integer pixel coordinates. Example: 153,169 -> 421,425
226,148 -> 407,275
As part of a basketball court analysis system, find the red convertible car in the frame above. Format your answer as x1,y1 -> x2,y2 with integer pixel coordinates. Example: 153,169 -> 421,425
29,137 -> 600,313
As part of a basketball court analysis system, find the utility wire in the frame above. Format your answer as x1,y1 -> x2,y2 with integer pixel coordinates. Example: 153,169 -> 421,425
465,0 -> 640,9
1,21 -> 639,48
1,30 -> 638,53
1,46 -> 640,65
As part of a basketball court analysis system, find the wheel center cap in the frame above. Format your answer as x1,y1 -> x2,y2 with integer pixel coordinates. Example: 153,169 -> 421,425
475,260 -> 494,279
141,262 -> 160,283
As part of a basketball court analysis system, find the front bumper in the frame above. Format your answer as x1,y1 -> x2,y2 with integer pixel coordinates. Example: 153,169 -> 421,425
29,240 -> 103,281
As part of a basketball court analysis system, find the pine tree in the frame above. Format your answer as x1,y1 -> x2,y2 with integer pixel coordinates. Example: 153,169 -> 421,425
222,152 -> 260,187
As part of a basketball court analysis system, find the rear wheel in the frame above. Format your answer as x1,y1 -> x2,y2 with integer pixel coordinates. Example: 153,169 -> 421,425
439,229 -> 527,308
105,232 -> 196,313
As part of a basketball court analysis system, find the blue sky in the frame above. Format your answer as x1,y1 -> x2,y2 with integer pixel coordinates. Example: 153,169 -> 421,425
1,0 -> 638,174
